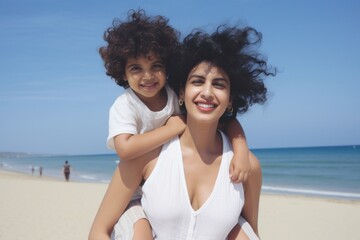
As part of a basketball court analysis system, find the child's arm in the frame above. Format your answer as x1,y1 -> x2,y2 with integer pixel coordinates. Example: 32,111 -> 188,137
226,118 -> 251,183
114,115 -> 185,161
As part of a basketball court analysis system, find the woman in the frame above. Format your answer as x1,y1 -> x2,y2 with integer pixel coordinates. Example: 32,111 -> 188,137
89,25 -> 274,240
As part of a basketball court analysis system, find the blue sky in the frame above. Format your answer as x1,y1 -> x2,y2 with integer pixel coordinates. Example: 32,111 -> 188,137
1,0 -> 359,155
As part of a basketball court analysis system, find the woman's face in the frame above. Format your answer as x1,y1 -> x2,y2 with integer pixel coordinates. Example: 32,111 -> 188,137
183,61 -> 231,123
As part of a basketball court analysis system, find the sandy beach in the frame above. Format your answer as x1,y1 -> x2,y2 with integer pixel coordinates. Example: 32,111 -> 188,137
1,170 -> 359,240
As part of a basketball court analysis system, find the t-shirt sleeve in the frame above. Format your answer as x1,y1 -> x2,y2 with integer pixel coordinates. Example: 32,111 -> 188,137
107,96 -> 138,150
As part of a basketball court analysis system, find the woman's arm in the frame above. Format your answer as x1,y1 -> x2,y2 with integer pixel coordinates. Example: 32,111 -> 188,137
88,160 -> 144,240
114,115 -> 185,161
242,151 -> 262,234
227,151 -> 262,240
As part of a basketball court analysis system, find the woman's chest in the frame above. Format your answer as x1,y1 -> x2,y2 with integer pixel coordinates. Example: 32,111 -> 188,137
142,149 -> 244,219
183,155 -> 222,211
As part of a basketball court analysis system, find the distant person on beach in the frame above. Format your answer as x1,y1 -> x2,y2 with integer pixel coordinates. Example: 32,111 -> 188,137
89,13 -> 274,240
31,166 -> 34,174
91,9 -> 253,240
63,161 -> 71,181
39,166 -> 43,176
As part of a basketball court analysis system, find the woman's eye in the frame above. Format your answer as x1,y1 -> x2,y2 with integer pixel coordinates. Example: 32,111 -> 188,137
213,83 -> 225,89
213,80 -> 228,89
191,79 -> 204,85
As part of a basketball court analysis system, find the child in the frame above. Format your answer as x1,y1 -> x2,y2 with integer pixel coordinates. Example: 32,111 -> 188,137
99,9 -> 251,240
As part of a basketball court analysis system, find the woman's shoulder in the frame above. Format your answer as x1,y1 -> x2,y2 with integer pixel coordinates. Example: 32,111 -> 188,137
142,136 -> 180,181
141,146 -> 164,180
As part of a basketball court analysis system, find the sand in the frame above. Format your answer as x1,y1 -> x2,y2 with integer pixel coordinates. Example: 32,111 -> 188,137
1,170 -> 359,240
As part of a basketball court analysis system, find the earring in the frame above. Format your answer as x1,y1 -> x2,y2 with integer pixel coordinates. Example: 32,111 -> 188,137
178,99 -> 184,106
227,106 -> 233,114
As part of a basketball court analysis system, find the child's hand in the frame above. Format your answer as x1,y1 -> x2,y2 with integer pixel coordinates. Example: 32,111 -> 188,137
165,115 -> 186,135
229,155 -> 251,183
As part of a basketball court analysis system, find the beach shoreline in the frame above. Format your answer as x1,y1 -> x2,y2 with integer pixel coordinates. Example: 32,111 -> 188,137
1,169 -> 359,240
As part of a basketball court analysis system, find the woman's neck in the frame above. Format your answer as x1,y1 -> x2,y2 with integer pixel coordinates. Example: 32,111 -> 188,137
181,118 -> 220,155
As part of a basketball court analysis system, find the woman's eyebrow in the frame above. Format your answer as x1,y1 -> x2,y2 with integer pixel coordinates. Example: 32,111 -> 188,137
214,77 -> 228,82
188,74 -> 205,79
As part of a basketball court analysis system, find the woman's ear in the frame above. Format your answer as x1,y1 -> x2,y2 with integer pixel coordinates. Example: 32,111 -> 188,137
226,98 -> 233,114
179,89 -> 184,100
227,97 -> 233,108
178,89 -> 185,106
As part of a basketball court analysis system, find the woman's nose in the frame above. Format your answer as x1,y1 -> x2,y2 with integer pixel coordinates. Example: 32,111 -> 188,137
201,84 -> 214,99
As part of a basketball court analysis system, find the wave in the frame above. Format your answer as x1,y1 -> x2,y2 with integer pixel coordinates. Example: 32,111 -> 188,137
1,161 -> 12,169
262,185 -> 360,199
78,175 -> 111,183
79,175 -> 97,180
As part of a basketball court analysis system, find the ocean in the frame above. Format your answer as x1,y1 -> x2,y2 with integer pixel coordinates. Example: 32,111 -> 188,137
1,145 -> 359,200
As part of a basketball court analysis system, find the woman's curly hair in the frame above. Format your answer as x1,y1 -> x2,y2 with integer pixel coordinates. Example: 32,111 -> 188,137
99,9 -> 180,88
169,25 -> 276,120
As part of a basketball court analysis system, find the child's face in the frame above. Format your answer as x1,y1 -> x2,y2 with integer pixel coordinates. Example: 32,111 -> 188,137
124,52 -> 166,101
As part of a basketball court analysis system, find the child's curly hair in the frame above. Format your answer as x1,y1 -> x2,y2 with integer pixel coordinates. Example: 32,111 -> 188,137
171,25 -> 276,120
99,9 -> 180,88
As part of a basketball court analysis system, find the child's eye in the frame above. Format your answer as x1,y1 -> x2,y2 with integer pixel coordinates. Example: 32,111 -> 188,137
152,63 -> 165,71
129,66 -> 141,72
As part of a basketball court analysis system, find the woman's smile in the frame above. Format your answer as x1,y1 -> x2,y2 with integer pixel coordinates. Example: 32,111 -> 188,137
195,101 -> 217,112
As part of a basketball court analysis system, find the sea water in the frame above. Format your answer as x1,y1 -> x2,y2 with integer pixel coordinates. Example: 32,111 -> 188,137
256,145 -> 360,199
1,145 -> 359,200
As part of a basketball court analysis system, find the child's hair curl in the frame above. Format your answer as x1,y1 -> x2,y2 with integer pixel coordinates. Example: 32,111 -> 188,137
99,9 -> 180,88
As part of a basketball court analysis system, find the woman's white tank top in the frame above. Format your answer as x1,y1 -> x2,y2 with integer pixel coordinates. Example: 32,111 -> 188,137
141,132 -> 245,240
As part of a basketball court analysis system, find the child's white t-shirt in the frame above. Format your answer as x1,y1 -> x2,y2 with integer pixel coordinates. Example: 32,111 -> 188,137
107,84 -> 180,150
